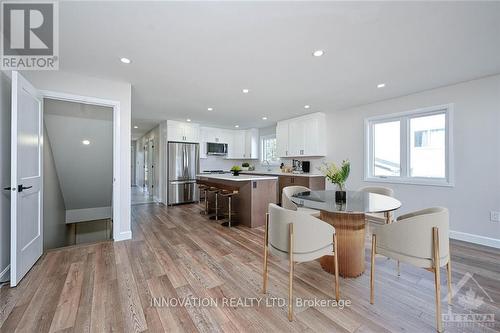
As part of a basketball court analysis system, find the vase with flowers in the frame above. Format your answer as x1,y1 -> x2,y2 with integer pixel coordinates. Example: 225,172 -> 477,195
318,160 -> 350,203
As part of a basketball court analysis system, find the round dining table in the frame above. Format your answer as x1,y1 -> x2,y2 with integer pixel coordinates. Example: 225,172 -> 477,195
291,190 -> 401,278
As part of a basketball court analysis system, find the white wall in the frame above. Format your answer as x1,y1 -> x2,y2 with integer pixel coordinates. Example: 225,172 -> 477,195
24,71 -> 132,241
0,71 -> 11,282
326,75 -> 500,246
43,125 -> 68,250
44,113 -> 113,210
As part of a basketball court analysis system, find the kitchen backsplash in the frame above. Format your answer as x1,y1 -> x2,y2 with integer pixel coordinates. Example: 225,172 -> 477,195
200,156 -> 253,171
201,156 -> 326,174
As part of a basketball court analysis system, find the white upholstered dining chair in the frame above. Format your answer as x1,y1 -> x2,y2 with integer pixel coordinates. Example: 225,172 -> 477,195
262,203 -> 339,321
282,186 -> 321,217
369,207 -> 452,333
358,186 -> 395,224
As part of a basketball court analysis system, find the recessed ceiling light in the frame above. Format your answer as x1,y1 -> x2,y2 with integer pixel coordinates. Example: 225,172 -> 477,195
133,125 -> 138,129
262,117 -> 268,120
186,118 -> 191,122
207,107 -> 213,111
242,89 -> 249,94
312,50 -> 324,57
234,125 -> 239,128
120,57 -> 131,64
377,83 -> 386,88
304,105 -> 310,109
82,140 -> 90,145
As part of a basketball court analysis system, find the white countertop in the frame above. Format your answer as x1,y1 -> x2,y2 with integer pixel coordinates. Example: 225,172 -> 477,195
240,170 -> 325,178
197,174 -> 278,182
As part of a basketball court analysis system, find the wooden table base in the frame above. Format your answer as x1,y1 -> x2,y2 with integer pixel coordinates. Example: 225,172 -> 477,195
319,211 -> 366,278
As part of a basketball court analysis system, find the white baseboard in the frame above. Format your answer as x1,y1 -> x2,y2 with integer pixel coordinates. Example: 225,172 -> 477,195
114,230 -> 132,242
450,230 -> 500,249
66,206 -> 112,224
0,264 -> 10,283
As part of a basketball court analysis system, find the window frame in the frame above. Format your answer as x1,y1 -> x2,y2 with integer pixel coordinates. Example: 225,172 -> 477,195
260,134 -> 280,166
364,104 -> 454,187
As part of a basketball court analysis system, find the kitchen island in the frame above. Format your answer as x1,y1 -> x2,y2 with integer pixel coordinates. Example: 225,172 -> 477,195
196,174 -> 278,228
240,171 -> 325,204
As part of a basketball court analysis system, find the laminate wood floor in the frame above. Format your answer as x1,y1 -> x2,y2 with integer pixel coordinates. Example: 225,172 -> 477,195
1,203 -> 499,332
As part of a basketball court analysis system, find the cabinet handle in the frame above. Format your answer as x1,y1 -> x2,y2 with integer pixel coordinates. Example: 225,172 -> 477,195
286,150 -> 288,156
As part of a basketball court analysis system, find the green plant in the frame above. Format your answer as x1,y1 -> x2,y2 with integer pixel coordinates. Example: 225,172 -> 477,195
318,160 -> 350,191
231,165 -> 242,172
242,162 -> 250,167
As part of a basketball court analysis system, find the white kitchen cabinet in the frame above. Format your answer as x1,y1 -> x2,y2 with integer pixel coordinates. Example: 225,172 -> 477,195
276,112 -> 326,157
227,131 -> 245,159
276,120 -> 289,157
244,128 -> 259,159
201,127 -> 232,144
225,128 -> 259,159
167,121 -> 200,143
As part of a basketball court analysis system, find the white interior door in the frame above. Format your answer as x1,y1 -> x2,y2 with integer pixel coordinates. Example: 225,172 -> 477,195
10,71 -> 43,287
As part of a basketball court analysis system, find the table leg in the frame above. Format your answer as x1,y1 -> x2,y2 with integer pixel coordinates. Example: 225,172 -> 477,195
319,211 -> 366,278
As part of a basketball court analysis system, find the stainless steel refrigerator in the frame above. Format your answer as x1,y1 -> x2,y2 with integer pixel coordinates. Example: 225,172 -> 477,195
168,142 -> 199,205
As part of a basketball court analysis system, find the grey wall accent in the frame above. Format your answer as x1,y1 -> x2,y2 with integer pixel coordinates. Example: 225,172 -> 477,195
44,104 -> 113,210
0,71 -> 11,282
325,74 -> 500,241
43,124 -> 68,250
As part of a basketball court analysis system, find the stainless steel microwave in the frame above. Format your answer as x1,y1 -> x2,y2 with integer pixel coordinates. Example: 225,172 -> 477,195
206,142 -> 228,155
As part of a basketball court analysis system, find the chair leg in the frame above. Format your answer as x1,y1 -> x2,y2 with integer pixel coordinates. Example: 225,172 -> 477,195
333,233 -> 340,301
397,260 -> 400,277
288,223 -> 294,322
215,193 -> 219,221
228,196 -> 232,227
262,213 -> 269,294
370,234 -> 376,305
433,227 -> 443,333
447,260 -> 452,305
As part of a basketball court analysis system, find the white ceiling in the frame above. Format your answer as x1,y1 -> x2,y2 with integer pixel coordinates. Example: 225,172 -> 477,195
44,100 -> 113,210
57,1 -> 500,132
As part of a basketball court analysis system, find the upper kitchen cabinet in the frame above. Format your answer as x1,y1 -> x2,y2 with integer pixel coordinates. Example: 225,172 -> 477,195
167,120 -> 200,143
226,128 -> 259,159
244,128 -> 259,159
276,120 -> 289,157
276,112 -> 326,157
201,127 -> 232,144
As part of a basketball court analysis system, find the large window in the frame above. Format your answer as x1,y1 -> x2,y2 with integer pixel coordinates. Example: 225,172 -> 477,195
365,104 -> 453,186
261,135 -> 279,164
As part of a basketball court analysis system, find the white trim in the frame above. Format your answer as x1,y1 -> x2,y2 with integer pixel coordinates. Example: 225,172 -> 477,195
40,90 -> 127,241
450,230 -> 500,249
364,103 -> 454,187
114,231 -> 132,242
66,207 -> 112,224
0,264 -> 10,283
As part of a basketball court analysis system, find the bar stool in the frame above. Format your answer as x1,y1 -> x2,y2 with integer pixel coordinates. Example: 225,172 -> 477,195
220,190 -> 239,227
207,187 -> 224,220
198,184 -> 209,215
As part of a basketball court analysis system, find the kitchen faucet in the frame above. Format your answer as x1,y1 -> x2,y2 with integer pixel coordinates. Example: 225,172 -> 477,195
264,160 -> 272,172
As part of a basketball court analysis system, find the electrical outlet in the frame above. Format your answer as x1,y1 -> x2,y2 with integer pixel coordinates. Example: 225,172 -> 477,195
491,211 -> 500,222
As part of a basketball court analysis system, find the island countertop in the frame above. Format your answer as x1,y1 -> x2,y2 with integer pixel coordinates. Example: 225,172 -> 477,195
196,174 -> 278,182
240,170 -> 325,178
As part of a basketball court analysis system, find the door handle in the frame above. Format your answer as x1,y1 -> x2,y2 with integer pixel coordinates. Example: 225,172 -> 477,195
3,186 -> 13,191
18,185 -> 33,192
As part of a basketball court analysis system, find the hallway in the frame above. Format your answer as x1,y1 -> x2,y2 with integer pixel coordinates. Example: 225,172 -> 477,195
131,185 -> 155,205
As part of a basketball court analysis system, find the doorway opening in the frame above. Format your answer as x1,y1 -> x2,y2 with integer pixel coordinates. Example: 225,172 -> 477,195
131,138 -> 156,205
43,99 -> 114,249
